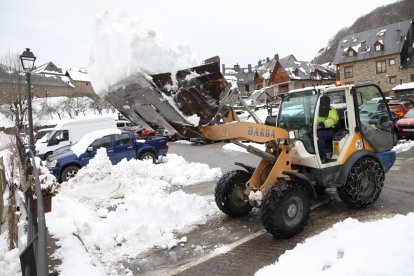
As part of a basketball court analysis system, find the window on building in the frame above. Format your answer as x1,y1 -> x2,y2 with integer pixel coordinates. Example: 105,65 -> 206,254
376,60 -> 386,74
374,41 -> 384,52
389,59 -> 396,66
244,85 -> 249,92
389,76 -> 396,84
344,66 -> 353,79
349,50 -> 354,57
302,83 -> 306,88
294,68 -> 299,76
411,74 -> 414,82
86,82 -> 89,86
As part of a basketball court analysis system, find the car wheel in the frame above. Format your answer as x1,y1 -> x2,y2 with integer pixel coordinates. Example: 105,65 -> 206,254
261,181 -> 310,239
140,152 -> 156,163
215,170 -> 253,216
337,157 -> 384,209
61,166 -> 79,182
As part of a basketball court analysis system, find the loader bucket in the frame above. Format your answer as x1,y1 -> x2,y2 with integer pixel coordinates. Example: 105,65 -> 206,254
104,56 -> 228,136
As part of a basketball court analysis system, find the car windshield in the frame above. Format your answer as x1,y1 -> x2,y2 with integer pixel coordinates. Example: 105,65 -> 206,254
360,103 -> 383,113
277,89 -> 318,153
404,109 -> 414,118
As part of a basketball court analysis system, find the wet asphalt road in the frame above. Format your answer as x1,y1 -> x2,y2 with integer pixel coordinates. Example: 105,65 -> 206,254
125,141 -> 414,275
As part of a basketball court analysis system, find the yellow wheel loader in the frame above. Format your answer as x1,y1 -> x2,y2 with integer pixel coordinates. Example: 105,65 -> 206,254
102,58 -> 397,238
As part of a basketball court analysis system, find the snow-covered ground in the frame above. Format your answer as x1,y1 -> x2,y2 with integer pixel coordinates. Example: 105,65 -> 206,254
256,214 -> 414,276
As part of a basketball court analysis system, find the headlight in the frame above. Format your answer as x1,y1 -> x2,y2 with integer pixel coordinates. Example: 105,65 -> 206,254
47,160 -> 57,167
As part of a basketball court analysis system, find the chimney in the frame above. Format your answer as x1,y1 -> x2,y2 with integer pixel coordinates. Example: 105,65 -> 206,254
275,53 -> 279,60
258,60 -> 262,66
222,64 -> 225,74
266,57 -> 270,62
248,64 -> 252,72
234,63 -> 240,72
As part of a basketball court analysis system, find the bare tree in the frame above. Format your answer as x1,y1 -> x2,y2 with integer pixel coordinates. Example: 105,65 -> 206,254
0,52 -> 28,130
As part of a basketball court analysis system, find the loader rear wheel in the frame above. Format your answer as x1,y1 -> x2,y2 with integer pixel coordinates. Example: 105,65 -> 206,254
215,170 -> 252,216
337,157 -> 384,209
261,181 -> 310,239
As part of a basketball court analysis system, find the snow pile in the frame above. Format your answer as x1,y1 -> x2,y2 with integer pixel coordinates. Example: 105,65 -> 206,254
0,244 -> 20,276
88,11 -> 198,95
46,149 -> 221,273
256,213 -> 414,276
392,140 -> 414,154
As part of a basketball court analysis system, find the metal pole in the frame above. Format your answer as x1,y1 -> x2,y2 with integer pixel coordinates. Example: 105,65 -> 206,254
26,72 -> 35,154
28,149 -> 48,276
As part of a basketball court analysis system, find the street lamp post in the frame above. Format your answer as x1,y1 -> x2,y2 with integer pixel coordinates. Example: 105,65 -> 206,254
20,48 -> 36,154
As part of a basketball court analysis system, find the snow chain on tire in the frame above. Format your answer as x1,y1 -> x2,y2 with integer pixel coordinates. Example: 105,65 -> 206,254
261,180 -> 310,239
215,170 -> 253,216
337,157 -> 384,209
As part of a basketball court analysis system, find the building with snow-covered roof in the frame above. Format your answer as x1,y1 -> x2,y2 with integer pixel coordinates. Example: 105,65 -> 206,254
334,19 -> 414,95
66,68 -> 94,97
221,63 -> 255,96
0,62 -> 96,101
253,54 -> 336,97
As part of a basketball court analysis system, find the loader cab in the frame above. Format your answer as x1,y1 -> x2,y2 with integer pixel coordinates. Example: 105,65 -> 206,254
277,84 -> 396,168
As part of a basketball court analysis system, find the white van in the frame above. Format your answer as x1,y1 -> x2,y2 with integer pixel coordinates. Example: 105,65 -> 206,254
35,116 -> 116,160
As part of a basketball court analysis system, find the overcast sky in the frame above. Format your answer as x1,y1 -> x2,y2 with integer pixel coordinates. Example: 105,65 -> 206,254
1,0 -> 398,71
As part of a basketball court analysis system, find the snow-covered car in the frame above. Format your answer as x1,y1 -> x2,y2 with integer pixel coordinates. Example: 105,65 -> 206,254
46,129 -> 169,182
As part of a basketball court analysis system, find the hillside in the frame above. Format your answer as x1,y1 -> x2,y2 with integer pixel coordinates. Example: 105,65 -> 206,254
312,0 -> 414,64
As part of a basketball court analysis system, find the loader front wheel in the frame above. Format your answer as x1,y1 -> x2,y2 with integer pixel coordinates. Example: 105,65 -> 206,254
215,170 -> 252,216
337,157 -> 384,209
261,181 -> 310,239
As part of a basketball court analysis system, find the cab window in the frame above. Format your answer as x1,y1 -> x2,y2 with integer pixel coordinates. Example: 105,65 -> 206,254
89,135 -> 112,150
115,133 -> 131,146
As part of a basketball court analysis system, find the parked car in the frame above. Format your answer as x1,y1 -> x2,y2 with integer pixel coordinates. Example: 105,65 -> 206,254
388,101 -> 413,118
46,128 -> 169,182
36,116 -> 117,160
34,128 -> 53,143
395,108 -> 414,139
116,120 -> 136,131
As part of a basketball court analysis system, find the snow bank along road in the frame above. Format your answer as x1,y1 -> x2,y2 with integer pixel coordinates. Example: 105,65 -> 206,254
127,142 -> 414,276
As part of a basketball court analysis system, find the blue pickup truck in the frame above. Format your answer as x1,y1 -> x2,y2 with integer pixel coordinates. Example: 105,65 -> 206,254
46,128 -> 168,182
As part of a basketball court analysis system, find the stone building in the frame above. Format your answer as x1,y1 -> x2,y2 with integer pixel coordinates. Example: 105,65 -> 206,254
221,63 -> 255,96
0,62 -> 95,100
333,19 -> 414,95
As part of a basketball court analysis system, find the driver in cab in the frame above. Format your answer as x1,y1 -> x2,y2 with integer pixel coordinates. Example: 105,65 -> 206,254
317,95 -> 339,163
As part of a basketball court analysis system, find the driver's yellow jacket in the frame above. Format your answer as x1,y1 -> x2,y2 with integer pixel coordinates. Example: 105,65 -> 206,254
317,106 -> 339,128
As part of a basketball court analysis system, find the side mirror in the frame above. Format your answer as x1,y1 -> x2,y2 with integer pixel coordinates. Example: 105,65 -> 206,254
87,146 -> 94,152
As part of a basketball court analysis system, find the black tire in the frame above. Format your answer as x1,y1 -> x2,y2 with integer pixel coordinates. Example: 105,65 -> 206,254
215,170 -> 252,216
140,151 -> 156,163
261,181 -> 310,239
61,166 -> 79,182
337,157 -> 384,209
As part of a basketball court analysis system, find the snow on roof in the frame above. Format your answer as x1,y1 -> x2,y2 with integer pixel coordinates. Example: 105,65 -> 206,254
70,128 -> 121,157
88,11 -> 198,96
54,114 -> 116,128
392,82 -> 414,90
68,69 -> 90,82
